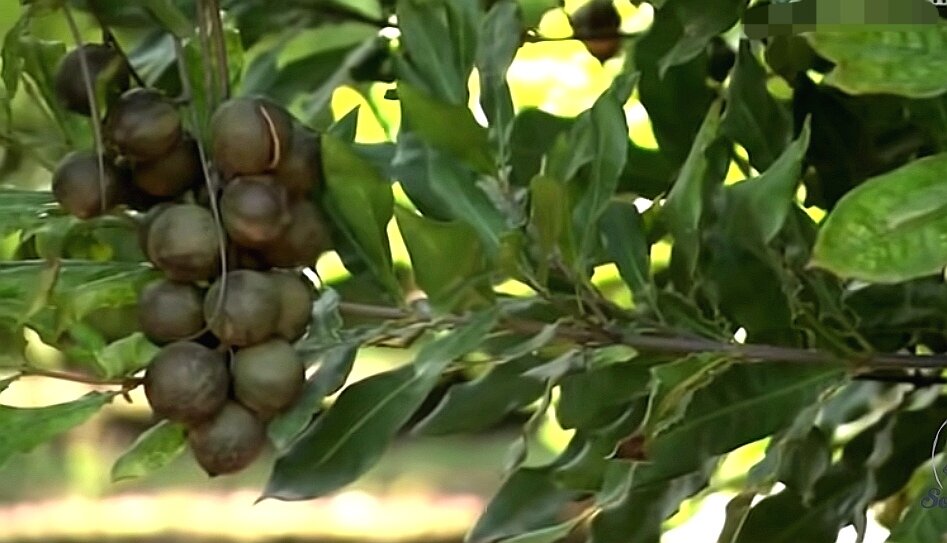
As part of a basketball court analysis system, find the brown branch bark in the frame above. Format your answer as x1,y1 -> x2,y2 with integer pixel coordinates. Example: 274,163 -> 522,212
337,301 -> 947,374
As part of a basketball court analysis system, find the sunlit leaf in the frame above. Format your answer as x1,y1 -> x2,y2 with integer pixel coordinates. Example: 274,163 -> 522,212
812,152 -> 947,283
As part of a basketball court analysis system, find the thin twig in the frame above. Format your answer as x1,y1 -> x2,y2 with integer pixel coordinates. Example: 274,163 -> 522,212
173,37 -> 229,336
17,367 -> 142,388
62,4 -> 108,215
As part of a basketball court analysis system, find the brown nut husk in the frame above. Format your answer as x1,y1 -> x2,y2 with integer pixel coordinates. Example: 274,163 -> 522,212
143,341 -> 229,425
54,44 -> 129,116
571,0 -> 622,62
105,88 -> 182,161
260,201 -> 332,268
220,176 -> 291,248
273,125 -> 322,197
138,278 -> 206,344
231,339 -> 305,417
188,402 -> 267,476
270,270 -> 313,342
146,204 -> 221,282
204,270 -> 280,346
52,151 -> 121,219
210,97 -> 294,178
132,135 -> 203,197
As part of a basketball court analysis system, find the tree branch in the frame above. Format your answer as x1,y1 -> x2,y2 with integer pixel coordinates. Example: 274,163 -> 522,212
337,301 -> 947,374
14,368 -> 142,388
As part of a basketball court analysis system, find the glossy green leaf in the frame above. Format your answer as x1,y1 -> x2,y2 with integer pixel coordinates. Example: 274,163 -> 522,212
0,392 -> 116,469
724,119 -> 810,250
590,465 -> 711,543
811,152 -> 947,283
888,468 -> 947,543
806,27 -> 947,98
268,343 -> 358,451
502,517 -> 584,543
393,131 -> 508,253
645,364 -> 846,482
529,174 -> 576,276
398,82 -> 494,174
655,0 -> 747,77
395,0 -> 473,104
413,355 -> 545,435
572,72 -> 635,261
394,206 -> 494,312
721,40 -> 792,171
599,199 -> 652,306
326,0 -> 384,21
321,134 -> 401,297
468,467 -> 587,543
277,23 -> 378,68
95,332 -> 159,379
663,100 -> 723,281
263,310 -> 498,500
110,420 -> 186,482
477,0 -> 519,160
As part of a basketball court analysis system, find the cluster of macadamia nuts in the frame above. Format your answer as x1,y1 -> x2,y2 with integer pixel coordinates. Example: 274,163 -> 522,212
50,43 -> 333,476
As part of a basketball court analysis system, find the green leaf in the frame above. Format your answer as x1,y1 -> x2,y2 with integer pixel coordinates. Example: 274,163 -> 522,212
394,206 -> 494,312
806,27 -> 947,98
572,73 -> 635,261
398,82 -> 495,174
95,333 -> 159,379
518,0 -> 558,28
0,392 -> 116,469
724,119 -> 811,250
110,420 -> 186,482
501,517 -> 584,543
557,361 -> 650,431
468,467 -> 587,543
268,343 -> 358,451
721,40 -> 793,171
645,364 -> 846,482
529,174 -> 576,277
321,134 -> 401,298
888,467 -> 947,543
395,0 -> 474,104
811,152 -> 947,283
413,354 -> 545,435
477,0 -> 519,161
263,309 -> 498,500
277,23 -> 378,68
393,131 -> 508,253
599,199 -> 653,306
143,0 -> 196,39
656,0 -> 746,76
590,465 -> 711,543
663,100 -> 723,282
1,15 -> 28,100
325,0 -> 384,21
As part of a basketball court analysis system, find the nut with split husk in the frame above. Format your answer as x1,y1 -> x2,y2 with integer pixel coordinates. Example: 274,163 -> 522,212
211,97 -> 294,178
